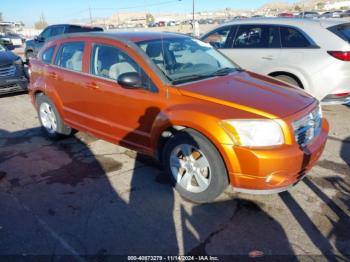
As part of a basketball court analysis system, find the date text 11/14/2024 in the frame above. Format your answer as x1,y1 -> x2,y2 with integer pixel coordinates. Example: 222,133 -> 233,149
127,256 -> 220,261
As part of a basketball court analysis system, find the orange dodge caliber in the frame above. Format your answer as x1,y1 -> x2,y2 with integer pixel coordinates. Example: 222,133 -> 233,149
28,32 -> 329,203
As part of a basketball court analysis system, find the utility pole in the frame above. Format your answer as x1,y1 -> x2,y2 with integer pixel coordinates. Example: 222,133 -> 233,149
89,7 -> 93,25
192,0 -> 195,27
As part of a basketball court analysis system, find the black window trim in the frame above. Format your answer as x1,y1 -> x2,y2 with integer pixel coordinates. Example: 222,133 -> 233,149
89,42 -> 159,93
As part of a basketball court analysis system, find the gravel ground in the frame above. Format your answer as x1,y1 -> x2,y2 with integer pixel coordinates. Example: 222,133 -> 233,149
0,93 -> 349,260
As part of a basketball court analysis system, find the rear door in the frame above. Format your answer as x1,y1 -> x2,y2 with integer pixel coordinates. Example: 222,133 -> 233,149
48,40 -> 89,126
220,24 -> 282,74
278,26 -> 323,80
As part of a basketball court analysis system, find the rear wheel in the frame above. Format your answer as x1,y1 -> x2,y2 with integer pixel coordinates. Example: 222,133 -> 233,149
36,94 -> 72,139
163,129 -> 228,203
274,74 -> 302,88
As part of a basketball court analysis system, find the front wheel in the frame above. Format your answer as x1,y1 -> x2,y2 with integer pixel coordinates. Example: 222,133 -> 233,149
274,75 -> 302,88
36,94 -> 72,139
163,129 -> 229,203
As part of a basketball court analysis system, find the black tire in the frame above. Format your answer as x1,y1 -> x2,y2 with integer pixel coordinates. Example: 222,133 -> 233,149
36,94 -> 72,139
163,128 -> 228,203
274,74 -> 301,88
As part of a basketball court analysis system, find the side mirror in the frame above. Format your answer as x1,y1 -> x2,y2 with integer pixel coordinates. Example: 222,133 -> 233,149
35,35 -> 45,42
117,72 -> 143,89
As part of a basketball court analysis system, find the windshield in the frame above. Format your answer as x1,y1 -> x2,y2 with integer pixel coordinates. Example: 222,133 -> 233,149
137,37 -> 239,84
0,44 -> 5,51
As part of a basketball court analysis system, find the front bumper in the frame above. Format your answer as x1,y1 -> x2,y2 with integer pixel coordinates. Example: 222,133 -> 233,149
321,93 -> 350,105
226,119 -> 329,194
0,76 -> 28,95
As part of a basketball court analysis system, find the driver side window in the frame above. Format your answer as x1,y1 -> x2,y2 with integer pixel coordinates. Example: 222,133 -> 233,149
202,26 -> 233,49
90,43 -> 157,92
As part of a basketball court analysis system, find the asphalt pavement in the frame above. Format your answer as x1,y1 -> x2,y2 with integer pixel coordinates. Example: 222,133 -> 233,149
0,93 -> 349,260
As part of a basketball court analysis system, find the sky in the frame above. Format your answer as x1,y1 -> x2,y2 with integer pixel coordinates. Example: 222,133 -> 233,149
1,0 -> 297,26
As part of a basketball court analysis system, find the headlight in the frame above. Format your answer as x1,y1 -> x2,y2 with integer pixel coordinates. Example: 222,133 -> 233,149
221,119 -> 284,147
14,57 -> 23,65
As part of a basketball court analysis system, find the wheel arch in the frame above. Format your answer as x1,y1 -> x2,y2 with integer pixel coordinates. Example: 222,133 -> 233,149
150,111 -> 237,182
268,71 -> 304,89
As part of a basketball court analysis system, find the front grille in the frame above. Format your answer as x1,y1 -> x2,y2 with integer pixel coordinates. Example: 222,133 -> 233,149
292,106 -> 322,147
0,64 -> 16,77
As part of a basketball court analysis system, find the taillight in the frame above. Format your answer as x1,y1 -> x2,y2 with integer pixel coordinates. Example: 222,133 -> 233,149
327,51 -> 350,61
334,92 -> 350,97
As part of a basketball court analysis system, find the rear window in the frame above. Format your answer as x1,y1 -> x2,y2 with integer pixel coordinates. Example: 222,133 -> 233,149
329,23 -> 350,43
67,25 -> 103,33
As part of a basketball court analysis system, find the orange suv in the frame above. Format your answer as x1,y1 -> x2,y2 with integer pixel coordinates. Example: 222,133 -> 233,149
28,32 -> 329,203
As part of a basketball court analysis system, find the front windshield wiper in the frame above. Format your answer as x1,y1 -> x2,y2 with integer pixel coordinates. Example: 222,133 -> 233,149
171,68 -> 241,85
209,67 -> 237,76
171,74 -> 214,85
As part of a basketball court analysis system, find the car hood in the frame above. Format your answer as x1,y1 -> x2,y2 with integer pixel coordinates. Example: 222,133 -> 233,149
177,71 -> 315,119
0,51 -> 19,66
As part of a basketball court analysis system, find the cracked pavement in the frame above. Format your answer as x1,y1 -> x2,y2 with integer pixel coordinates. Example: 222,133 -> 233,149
0,93 -> 349,259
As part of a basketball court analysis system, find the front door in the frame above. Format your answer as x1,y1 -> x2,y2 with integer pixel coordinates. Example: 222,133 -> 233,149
79,41 -> 165,154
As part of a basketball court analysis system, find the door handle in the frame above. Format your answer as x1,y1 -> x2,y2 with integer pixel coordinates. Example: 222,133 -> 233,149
48,72 -> 57,79
262,56 -> 274,61
86,82 -> 99,90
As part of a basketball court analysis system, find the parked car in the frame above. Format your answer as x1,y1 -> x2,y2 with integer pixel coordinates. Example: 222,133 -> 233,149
24,24 -> 103,61
340,10 -> 350,18
0,43 -> 28,95
278,12 -> 294,17
201,18 -> 350,104
0,37 -> 14,50
319,11 -> 343,18
0,32 -> 25,47
28,32 -> 328,203
298,11 -> 319,19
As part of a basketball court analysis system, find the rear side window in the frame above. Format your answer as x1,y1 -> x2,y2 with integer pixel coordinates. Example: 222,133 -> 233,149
90,43 -> 157,92
329,23 -> 350,43
41,46 -> 56,64
55,42 -> 84,72
280,27 -> 312,48
67,25 -> 103,33
233,25 -> 280,48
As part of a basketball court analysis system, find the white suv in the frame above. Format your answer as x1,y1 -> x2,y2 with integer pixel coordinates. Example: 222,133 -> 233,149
201,18 -> 350,104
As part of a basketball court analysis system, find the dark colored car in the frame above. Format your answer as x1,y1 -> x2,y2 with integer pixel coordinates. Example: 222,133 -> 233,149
298,11 -> 319,18
2,32 -> 25,47
25,24 -> 103,61
0,37 -> 14,50
0,43 -> 28,95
